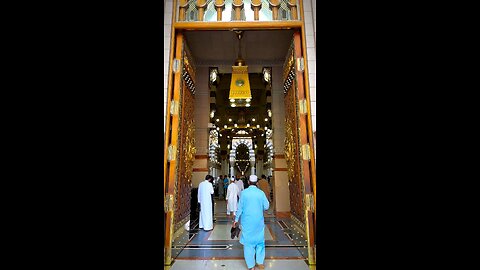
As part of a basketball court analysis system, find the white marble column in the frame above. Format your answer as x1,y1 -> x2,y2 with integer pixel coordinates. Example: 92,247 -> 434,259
229,157 -> 235,177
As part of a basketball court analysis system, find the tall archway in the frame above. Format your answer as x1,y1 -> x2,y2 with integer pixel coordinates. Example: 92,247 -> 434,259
230,138 -> 254,176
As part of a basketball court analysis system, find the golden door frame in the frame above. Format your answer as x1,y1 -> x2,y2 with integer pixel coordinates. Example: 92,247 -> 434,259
164,0 -> 316,266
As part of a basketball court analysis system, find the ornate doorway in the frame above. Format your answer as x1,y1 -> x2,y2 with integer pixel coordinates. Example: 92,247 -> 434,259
164,27 -> 316,267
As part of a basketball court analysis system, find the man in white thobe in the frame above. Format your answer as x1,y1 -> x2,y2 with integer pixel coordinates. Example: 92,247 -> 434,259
226,177 -> 240,216
198,175 -> 214,231
235,177 -> 245,200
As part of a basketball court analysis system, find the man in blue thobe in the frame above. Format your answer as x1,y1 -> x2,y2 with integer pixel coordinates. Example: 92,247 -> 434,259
233,175 -> 269,270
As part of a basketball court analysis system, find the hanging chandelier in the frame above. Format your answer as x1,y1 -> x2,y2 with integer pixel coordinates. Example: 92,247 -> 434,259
229,31 -> 252,107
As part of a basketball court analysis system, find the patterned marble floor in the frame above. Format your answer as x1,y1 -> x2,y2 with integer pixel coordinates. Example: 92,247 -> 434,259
207,224 -> 274,241
169,198 -> 315,269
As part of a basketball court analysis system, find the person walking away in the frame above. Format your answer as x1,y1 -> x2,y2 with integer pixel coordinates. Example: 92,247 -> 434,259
226,177 -> 240,217
257,175 -> 272,214
233,175 -> 269,270
235,176 -> 245,200
197,174 -> 214,231
217,175 -> 224,200
223,175 -> 229,196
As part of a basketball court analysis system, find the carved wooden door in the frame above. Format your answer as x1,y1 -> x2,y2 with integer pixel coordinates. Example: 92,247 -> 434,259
283,30 -> 316,264
164,32 -> 196,265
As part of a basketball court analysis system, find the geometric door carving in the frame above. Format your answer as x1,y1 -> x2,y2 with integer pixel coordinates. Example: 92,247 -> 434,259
283,36 -> 305,227
282,30 -> 316,265
164,32 -> 196,265
173,39 -> 196,232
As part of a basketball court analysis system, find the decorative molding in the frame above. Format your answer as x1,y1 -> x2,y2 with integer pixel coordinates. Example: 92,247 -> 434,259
273,168 -> 287,171
195,155 -> 209,159
274,154 -> 285,159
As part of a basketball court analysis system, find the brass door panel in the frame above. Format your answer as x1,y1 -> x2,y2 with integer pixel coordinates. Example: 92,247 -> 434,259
283,36 -> 305,226
164,32 -> 196,265
173,79 -> 195,231
282,30 -> 316,264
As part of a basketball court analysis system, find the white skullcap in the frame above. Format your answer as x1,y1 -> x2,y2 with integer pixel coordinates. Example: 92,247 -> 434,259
249,175 -> 258,182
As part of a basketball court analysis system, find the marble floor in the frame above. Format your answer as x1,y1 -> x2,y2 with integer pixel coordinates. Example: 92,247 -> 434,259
207,224 -> 274,241
168,198 -> 316,269
165,259 -> 315,270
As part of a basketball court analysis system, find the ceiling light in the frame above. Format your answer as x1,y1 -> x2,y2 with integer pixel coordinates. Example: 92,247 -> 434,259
268,109 -> 272,117
265,118 -> 268,121
265,126 -> 268,129
257,125 -> 260,128
231,103 -> 236,107
216,119 -> 220,122
247,124 -> 250,127
252,118 -> 255,122
234,124 -> 238,127
263,67 -> 271,83
246,98 -> 251,102
229,31 -> 252,106
216,127 -> 220,131
245,103 -> 250,107
219,134 -> 222,137
224,125 -> 227,128
229,118 -> 232,122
